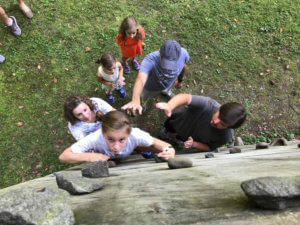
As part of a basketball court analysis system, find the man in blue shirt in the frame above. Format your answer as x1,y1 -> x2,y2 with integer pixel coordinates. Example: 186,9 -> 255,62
122,40 -> 190,115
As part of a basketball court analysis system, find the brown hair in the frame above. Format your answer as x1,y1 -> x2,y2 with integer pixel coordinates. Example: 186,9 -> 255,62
219,102 -> 246,129
64,94 -> 96,125
118,16 -> 143,42
95,52 -> 116,70
96,111 -> 131,134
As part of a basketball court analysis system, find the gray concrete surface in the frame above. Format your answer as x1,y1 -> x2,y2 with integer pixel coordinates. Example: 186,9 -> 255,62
1,142 -> 300,225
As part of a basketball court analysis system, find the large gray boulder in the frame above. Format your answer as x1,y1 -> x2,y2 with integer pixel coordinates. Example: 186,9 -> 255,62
0,187 -> 74,225
241,176 -> 300,209
56,171 -> 103,195
82,161 -> 109,178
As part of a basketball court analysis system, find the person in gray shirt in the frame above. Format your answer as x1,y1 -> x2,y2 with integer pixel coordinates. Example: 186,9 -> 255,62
156,94 -> 246,151
122,40 -> 189,115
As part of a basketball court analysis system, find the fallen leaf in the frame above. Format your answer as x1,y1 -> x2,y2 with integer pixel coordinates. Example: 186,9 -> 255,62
37,64 -> 41,70
234,18 -> 238,22
269,80 -> 275,85
18,105 -> 24,109
50,7 -> 56,10
266,69 -> 271,73
0,42 -> 2,46
99,39 -> 104,43
64,68 -> 69,71
193,80 -> 197,85
8,91 -> 13,94
286,65 -> 290,70
44,111 -> 49,115
53,78 -> 57,83
205,55 -> 209,59
218,62 -> 222,66
17,122 -> 23,127
57,139 -> 63,144
280,28 -> 283,33
12,73 -> 16,76
162,30 -> 167,33
260,72 -> 264,76
85,47 -> 91,51
224,26 -> 227,30
201,89 -> 204,94
94,87 -> 98,92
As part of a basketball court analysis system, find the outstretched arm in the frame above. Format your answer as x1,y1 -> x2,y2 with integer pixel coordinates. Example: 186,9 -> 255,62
184,136 -> 211,152
121,72 -> 147,115
59,147 -> 110,164
156,93 -> 192,117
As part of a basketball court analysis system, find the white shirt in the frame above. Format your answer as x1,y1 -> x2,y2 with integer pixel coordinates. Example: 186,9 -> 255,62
71,128 -> 154,158
68,98 -> 113,140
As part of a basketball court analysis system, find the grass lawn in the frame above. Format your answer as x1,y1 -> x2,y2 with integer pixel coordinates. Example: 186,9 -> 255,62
0,0 -> 299,188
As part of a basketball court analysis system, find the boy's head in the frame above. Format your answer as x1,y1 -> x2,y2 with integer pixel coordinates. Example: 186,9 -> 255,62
210,102 -> 246,129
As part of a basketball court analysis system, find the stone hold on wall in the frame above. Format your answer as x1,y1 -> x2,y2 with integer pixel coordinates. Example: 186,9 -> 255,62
205,152 -> 214,158
234,137 -> 244,146
298,143 -> 300,148
56,172 -> 103,195
229,147 -> 242,154
256,142 -> 269,149
241,176 -> 300,210
82,161 -> 109,178
168,157 -> 193,169
270,138 -> 288,146
0,187 -> 75,225
154,155 -> 167,163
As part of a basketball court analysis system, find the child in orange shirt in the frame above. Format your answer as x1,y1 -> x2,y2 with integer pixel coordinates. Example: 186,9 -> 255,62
116,16 -> 145,74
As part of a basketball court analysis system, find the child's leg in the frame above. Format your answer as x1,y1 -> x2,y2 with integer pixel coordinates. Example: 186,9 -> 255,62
0,6 -> 11,25
121,57 -> 130,74
18,0 -> 33,18
116,82 -> 126,98
105,91 -> 114,103
131,57 -> 140,70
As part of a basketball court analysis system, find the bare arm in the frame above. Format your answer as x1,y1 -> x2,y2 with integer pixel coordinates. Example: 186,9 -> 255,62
156,93 -> 192,117
121,72 -> 148,115
174,64 -> 187,89
184,136 -> 211,151
59,147 -> 110,164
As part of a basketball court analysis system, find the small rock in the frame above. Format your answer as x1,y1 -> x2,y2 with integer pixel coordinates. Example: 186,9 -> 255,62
234,137 -> 244,146
168,157 -> 193,169
229,147 -> 241,154
241,176 -> 300,209
82,161 -> 109,178
56,172 -> 103,195
256,142 -> 269,149
205,152 -> 214,158
270,138 -> 288,146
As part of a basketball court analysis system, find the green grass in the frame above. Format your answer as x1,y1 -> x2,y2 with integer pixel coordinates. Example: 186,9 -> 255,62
0,0 -> 299,188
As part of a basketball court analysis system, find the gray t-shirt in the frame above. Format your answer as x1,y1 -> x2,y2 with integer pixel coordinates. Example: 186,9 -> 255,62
140,48 -> 190,92
166,95 -> 233,150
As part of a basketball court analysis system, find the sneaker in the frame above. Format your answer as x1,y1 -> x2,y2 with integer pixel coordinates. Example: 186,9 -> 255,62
105,93 -> 114,103
141,151 -> 154,159
0,55 -> 5,63
8,16 -> 21,36
121,62 -> 130,74
118,87 -> 126,98
131,58 -> 140,70
161,89 -> 174,99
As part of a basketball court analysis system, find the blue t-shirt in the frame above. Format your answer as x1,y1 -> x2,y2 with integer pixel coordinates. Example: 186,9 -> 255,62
140,48 -> 189,92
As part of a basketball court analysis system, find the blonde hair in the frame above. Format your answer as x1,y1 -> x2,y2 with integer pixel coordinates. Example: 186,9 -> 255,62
96,111 -> 131,134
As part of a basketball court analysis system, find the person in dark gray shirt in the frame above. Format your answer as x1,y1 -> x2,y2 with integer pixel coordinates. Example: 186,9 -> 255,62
156,94 -> 246,151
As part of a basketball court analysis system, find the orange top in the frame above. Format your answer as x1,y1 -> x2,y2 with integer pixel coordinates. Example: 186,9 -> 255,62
116,26 -> 145,58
